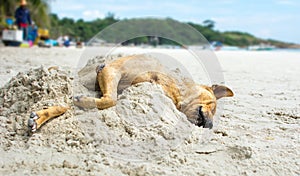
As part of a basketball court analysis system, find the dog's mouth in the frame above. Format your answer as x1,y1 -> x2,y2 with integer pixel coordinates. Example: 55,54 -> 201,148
197,106 -> 213,129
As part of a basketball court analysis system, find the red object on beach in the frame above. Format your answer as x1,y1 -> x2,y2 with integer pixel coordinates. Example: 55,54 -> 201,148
20,23 -> 28,27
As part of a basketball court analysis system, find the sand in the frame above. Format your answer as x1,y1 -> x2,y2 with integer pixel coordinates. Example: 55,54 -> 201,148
0,46 -> 299,175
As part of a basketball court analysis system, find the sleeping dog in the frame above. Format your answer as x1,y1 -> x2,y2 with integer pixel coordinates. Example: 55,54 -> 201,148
28,55 -> 233,132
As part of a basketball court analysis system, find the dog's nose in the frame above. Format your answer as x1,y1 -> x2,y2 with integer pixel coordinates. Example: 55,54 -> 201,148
204,118 -> 213,129
197,106 -> 213,129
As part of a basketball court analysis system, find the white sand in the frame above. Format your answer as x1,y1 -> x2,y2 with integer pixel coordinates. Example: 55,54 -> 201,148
0,47 -> 299,175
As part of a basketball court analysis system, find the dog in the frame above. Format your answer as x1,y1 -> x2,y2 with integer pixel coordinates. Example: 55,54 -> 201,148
28,54 -> 233,132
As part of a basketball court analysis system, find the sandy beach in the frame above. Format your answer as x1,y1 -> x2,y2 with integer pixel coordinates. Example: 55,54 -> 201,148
0,46 -> 299,175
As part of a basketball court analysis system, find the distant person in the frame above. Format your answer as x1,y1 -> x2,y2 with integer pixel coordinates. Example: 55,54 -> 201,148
15,0 -> 32,40
63,35 -> 70,47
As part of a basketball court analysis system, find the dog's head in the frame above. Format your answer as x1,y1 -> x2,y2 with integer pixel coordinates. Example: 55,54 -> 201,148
183,84 -> 234,129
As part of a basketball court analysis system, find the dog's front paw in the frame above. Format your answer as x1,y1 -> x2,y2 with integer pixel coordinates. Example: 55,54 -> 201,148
28,112 -> 39,132
73,95 -> 97,109
73,95 -> 83,102
73,95 -> 84,108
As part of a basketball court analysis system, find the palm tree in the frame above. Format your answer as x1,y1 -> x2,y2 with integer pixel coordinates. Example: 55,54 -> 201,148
28,0 -> 51,28
0,0 -> 51,28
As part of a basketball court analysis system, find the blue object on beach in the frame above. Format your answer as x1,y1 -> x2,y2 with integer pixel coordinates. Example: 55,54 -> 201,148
64,40 -> 70,47
44,39 -> 58,46
6,18 -> 14,26
27,26 -> 38,42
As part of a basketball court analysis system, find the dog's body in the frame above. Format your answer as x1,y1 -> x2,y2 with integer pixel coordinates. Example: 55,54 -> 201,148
28,55 -> 233,132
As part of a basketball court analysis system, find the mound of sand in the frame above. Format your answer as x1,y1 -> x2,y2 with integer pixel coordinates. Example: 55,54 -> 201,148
0,66 -> 72,116
74,54 -> 200,161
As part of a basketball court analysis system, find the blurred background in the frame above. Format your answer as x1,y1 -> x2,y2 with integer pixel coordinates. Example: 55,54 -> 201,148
0,0 -> 299,49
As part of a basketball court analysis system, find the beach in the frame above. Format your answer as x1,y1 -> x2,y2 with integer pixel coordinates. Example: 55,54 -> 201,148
0,46 -> 299,175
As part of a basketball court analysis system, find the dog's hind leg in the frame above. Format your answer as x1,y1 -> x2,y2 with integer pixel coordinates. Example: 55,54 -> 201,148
74,66 -> 121,110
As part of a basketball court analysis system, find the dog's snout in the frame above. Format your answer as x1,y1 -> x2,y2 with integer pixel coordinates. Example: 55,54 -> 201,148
197,106 -> 213,129
204,118 -> 213,129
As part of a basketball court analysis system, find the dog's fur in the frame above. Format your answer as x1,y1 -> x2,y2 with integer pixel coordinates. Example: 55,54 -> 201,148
28,55 -> 233,132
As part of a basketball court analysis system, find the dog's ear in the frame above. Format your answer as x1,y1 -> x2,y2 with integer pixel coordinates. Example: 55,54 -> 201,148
211,85 -> 234,100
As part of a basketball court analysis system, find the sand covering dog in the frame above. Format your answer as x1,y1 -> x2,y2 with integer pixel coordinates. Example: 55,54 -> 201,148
28,54 -> 233,132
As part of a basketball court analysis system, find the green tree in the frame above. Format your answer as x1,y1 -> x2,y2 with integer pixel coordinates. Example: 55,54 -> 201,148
203,19 -> 215,29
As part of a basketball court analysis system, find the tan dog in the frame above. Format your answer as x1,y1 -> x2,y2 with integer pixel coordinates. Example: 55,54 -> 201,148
28,55 -> 233,132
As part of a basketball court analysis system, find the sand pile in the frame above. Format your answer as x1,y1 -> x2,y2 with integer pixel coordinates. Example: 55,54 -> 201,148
76,82 -> 196,161
75,54 -> 199,162
0,66 -> 72,116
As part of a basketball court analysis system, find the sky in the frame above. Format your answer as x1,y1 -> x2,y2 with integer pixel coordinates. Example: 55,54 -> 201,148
50,0 -> 300,44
